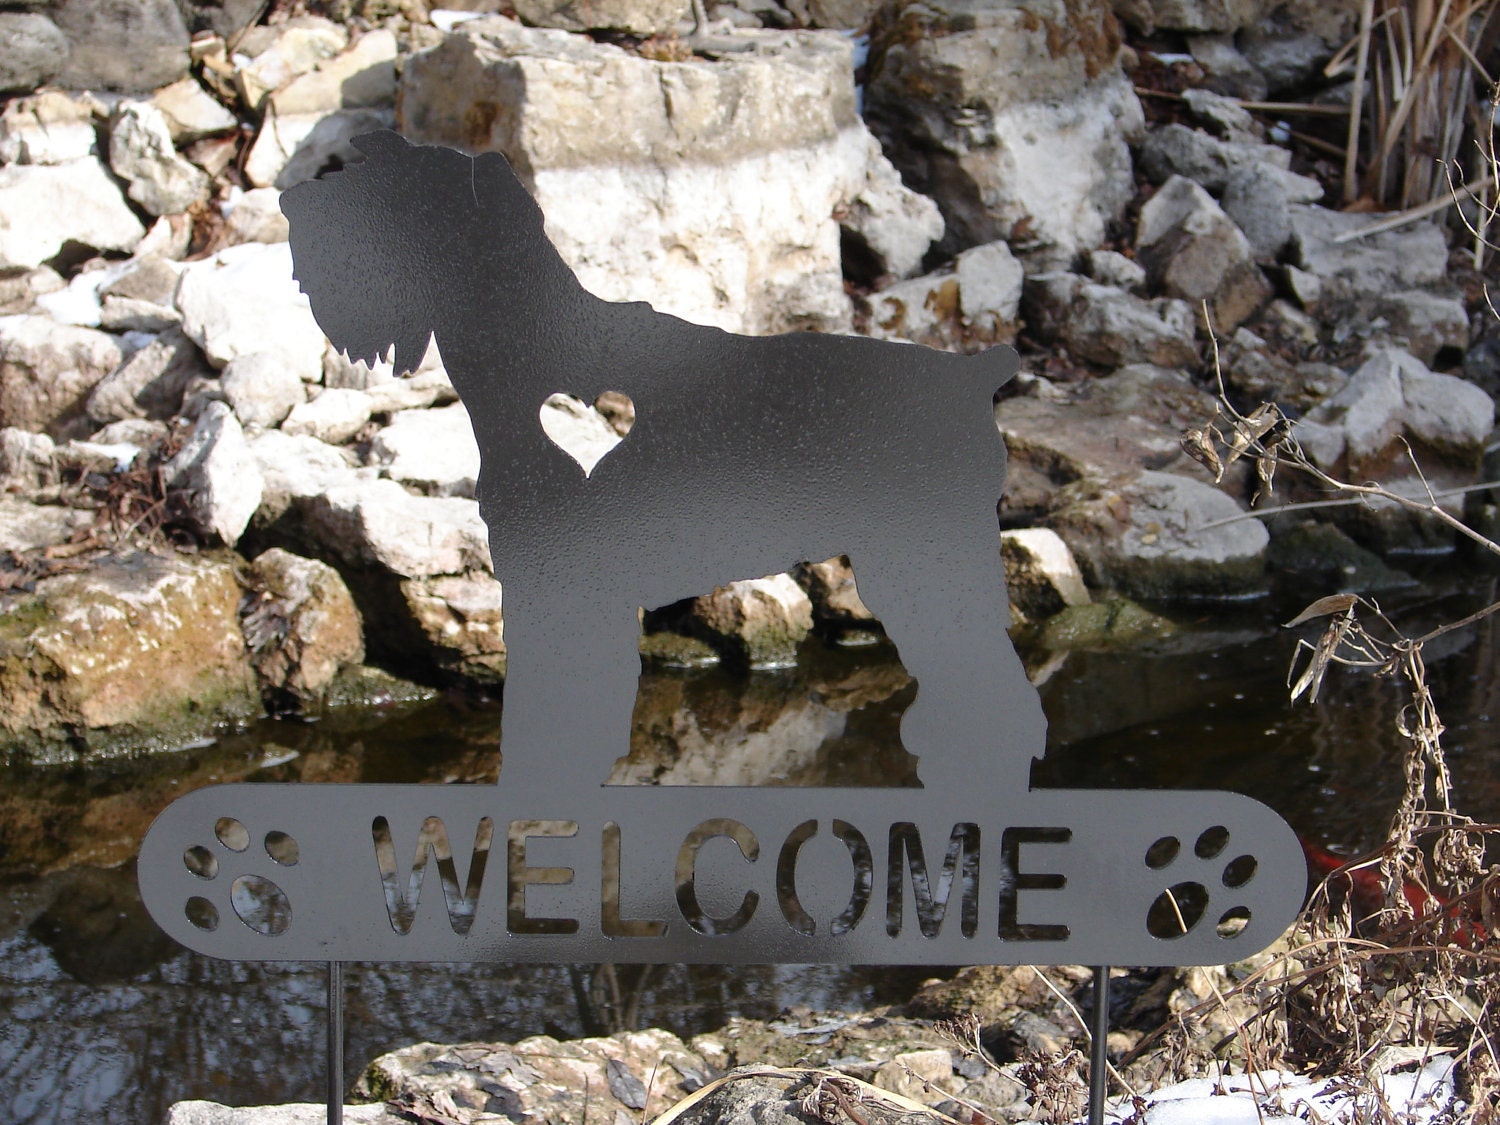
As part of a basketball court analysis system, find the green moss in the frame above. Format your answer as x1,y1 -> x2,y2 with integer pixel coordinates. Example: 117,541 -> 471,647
1033,598 -> 1178,652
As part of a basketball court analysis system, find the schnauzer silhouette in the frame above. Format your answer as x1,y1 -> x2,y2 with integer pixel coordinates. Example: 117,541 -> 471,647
283,131 -> 1046,799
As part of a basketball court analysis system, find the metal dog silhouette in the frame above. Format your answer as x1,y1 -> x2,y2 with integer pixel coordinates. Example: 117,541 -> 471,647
134,131 -> 1304,968
282,130 -> 1045,800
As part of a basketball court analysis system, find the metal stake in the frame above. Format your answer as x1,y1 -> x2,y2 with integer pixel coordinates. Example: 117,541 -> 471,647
328,960 -> 344,1125
1089,965 -> 1110,1125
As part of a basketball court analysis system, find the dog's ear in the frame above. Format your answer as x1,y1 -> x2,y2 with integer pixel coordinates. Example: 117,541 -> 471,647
352,130 -> 412,160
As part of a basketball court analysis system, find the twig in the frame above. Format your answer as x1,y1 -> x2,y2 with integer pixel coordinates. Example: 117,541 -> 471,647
1330,172 -> 1496,241
1345,0 -> 1375,204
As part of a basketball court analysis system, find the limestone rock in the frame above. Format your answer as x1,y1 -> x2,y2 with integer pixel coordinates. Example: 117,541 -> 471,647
109,101 -> 211,217
47,0 -> 192,92
99,257 -> 184,332
1186,33 -> 1266,100
295,478 -> 492,578
1001,527 -> 1090,622
1087,249 -> 1146,292
86,327 -> 203,424
0,552 -> 260,761
1289,207 -> 1448,297
167,1104 -> 400,1125
793,555 -> 877,634
1221,162 -> 1324,262
0,268 -> 67,316
1296,349 -> 1493,475
243,548 -> 364,704
266,29 -> 397,118
401,20 -> 918,333
0,12 -> 69,92
1026,273 -> 1198,370
151,78 -> 238,144
1363,290 -> 1470,366
840,132 -> 945,283
865,0 -> 1142,269
0,427 -> 58,493
176,242 -> 327,380
369,402 -> 481,497
0,315 -> 125,438
1048,469 -> 1269,601
0,159 -> 146,272
399,571 -> 506,683
1137,123 -> 1290,192
246,429 -> 360,523
994,364 -> 1221,523
0,91 -> 101,164
511,0 -> 690,34
1135,175 -> 1271,333
1111,0 -> 1268,35
234,18 -> 349,112
163,401 -> 264,545
282,388 -> 373,445
221,352 -> 307,430
245,105 -> 396,190
0,495 -> 94,553
866,240 -> 1023,351
221,188 -> 291,246
689,573 -> 814,669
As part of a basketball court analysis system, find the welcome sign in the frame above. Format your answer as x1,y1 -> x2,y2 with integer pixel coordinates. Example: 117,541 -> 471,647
139,132 -> 1302,968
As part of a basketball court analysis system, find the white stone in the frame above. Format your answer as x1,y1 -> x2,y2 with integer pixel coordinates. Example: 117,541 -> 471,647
1290,206 -> 1449,296
402,22 -> 926,334
0,91 -> 102,164
866,240 -> 1022,351
221,187 -> 291,246
1000,527 -> 1090,620
109,101 -> 212,217
245,105 -> 395,190
690,573 -> 815,668
167,1102 -> 400,1125
282,387 -> 373,444
370,402 -> 482,496
838,130 -> 943,280
151,78 -> 238,143
163,401 -> 265,545
268,29 -> 398,116
298,478 -> 492,578
864,0 -> 1143,269
234,19 -> 349,111
246,429 -> 360,522
176,242 -> 327,379
0,315 -> 125,436
0,158 -> 146,271
34,260 -> 134,328
1087,249 -> 1147,292
87,327 -> 202,424
221,352 -> 307,430
0,495 -> 93,551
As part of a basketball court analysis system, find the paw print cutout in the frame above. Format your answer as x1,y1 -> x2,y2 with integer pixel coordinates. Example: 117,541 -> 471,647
1144,825 -> 1258,940
181,817 -> 298,937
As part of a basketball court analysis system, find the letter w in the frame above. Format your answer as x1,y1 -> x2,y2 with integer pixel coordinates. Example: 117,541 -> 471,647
372,816 -> 494,936
887,823 -> 980,938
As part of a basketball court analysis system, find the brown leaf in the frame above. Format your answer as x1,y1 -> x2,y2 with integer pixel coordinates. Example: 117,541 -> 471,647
1181,428 -> 1224,482
1285,593 -> 1360,628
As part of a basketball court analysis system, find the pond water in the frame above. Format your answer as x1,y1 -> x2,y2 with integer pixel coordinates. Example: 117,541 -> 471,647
2,575 -> 1497,1124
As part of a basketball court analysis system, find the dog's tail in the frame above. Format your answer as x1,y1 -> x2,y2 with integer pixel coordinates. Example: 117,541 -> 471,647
967,343 -> 1020,398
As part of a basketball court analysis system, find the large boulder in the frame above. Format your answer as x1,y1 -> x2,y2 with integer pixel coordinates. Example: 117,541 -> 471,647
688,573 -> 815,669
865,0 -> 1143,269
397,571 -> 507,684
0,552 -> 260,762
0,315 -> 125,439
994,364 -> 1222,523
0,159 -> 145,272
401,19 -> 937,333
293,478 -> 492,579
1047,469 -> 1270,600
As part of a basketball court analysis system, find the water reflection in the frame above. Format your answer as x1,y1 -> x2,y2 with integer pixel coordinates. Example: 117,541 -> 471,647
2,586 -> 1498,1124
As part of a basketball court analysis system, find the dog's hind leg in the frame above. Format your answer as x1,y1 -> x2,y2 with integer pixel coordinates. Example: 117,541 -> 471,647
848,527 -> 1045,797
496,588 -> 642,804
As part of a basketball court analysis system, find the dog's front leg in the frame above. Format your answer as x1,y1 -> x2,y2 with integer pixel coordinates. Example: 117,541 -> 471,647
495,585 -> 641,804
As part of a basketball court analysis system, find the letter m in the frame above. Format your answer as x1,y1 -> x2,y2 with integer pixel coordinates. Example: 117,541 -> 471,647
886,822 -> 980,939
372,816 -> 494,936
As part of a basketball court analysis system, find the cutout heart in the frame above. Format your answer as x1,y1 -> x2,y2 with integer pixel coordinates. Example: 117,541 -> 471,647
539,391 -> 635,477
